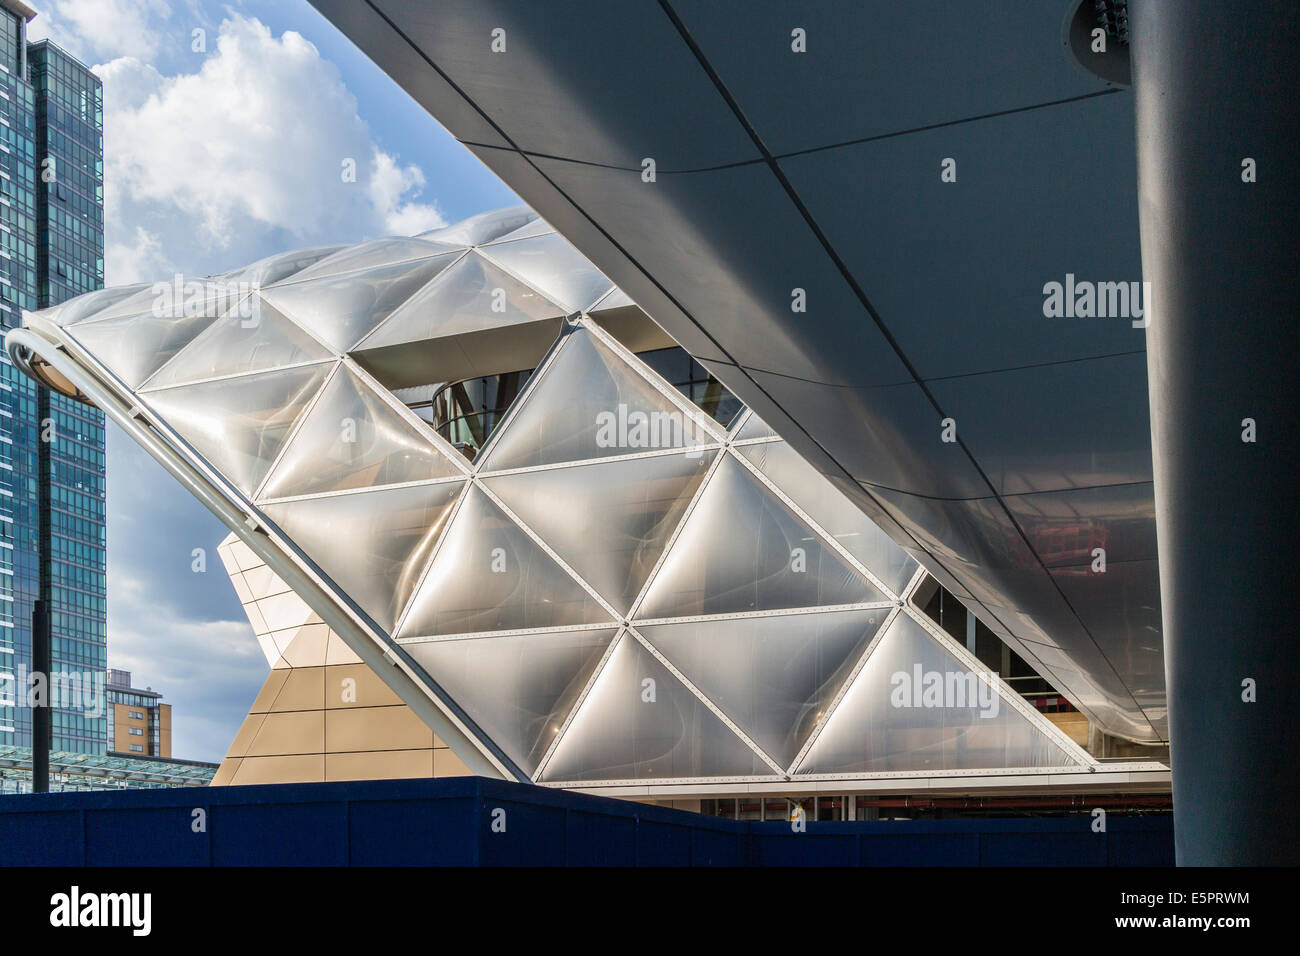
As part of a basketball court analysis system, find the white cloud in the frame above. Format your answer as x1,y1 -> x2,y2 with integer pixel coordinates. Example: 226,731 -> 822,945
33,8 -> 456,763
370,150 -> 444,236
96,14 -> 445,282
28,0 -> 173,62
108,569 -> 265,763
104,224 -> 167,284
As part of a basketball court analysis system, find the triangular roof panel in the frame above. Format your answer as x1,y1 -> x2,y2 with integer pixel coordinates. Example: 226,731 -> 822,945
259,366 -> 462,500
357,250 -> 565,350
144,362 -> 332,496
636,454 -> 887,619
638,607 -> 887,768
405,627 -> 617,776
477,233 -> 614,313
539,634 -> 770,782
142,296 -> 333,389
483,449 -> 716,614
262,480 -> 464,634
796,612 -> 1083,774
480,328 -> 714,471
260,252 -> 462,353
397,485 -> 612,638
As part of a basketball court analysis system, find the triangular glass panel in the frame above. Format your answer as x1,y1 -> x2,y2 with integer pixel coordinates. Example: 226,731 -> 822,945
539,634 -> 770,782
477,233 -> 614,313
260,252 -> 461,354
67,307 -> 221,389
636,454 -> 887,619
734,411 -> 777,441
144,363 -> 331,496
796,612 -> 1083,774
480,328 -> 713,471
405,627 -> 617,776
283,237 -> 457,284
638,608 -> 887,769
262,480 -> 464,634
483,449 -> 716,614
214,245 -> 343,291
396,485 -> 612,638
357,251 -> 565,351
739,441 -> 917,597
259,366 -> 462,500
418,205 -> 534,246
54,283 -> 152,326
483,216 -> 556,244
75,279 -> 254,329
141,296 -> 333,389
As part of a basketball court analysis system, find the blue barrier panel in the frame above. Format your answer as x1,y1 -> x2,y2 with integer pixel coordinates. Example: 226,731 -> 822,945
84,807 -> 210,867
211,801 -> 350,866
0,777 -> 1173,867
1105,817 -> 1177,867
476,797 -> 569,867
980,829 -> 1105,867
689,825 -> 748,866
859,832 -> 981,867
0,809 -> 84,866
347,797 -> 477,866
635,818 -> 694,866
747,826 -> 861,867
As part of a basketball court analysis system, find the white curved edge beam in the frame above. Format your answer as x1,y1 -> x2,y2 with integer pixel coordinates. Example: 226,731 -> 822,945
6,324 -> 521,783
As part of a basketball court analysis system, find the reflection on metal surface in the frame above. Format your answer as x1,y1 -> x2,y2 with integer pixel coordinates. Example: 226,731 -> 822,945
299,1 -> 1167,743
11,208 -> 1098,788
797,613 -> 1078,774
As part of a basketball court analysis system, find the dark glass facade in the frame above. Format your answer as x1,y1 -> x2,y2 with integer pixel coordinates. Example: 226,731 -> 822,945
0,9 -> 106,754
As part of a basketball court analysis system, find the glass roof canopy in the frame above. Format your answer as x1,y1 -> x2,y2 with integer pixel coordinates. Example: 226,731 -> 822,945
9,207 -> 1094,788
0,746 -> 218,791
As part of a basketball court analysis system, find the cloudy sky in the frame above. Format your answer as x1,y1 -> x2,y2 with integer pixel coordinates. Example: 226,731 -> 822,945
28,0 -> 520,762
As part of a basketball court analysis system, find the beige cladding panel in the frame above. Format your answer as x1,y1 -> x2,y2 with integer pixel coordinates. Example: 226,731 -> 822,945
245,711 -> 325,756
230,754 -> 325,785
326,705 -> 434,753
324,662 -> 404,709
326,749 -> 434,781
268,667 -> 325,712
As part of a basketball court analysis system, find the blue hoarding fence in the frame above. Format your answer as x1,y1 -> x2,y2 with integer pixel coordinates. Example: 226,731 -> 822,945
0,776 -> 1173,866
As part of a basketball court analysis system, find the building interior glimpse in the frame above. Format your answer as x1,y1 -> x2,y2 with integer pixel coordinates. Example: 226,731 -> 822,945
403,346 -> 742,461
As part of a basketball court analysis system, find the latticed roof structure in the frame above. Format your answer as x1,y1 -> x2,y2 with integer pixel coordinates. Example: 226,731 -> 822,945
11,207 -> 1093,789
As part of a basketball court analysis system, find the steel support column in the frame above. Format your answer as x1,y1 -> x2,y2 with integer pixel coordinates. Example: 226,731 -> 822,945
1131,0 -> 1300,865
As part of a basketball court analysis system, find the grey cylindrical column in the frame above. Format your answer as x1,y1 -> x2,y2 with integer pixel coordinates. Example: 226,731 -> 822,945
1131,1 -> 1300,865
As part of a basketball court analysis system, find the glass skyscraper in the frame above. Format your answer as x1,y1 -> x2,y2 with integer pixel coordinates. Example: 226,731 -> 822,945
0,4 -> 106,755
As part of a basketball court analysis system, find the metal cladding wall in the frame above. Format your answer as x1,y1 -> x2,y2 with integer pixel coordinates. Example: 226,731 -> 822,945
0,777 -> 1172,866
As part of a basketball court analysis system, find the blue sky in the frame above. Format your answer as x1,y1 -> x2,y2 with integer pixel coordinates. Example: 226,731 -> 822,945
29,0 -> 520,761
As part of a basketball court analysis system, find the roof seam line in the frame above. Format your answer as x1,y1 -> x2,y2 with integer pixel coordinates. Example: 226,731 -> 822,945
456,88 -> 1123,173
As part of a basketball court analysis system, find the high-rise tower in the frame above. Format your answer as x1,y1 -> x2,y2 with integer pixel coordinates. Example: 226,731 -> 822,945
0,1 -> 106,755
